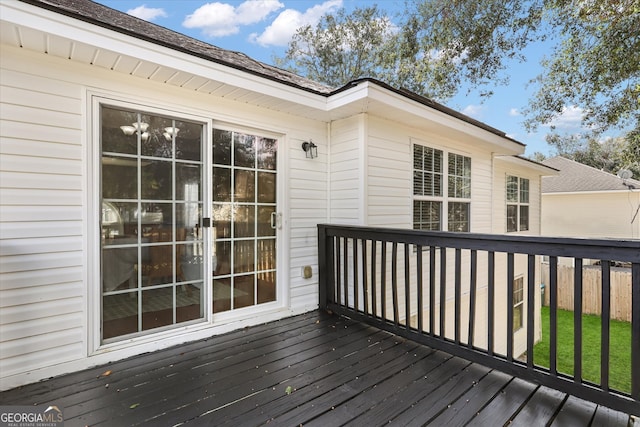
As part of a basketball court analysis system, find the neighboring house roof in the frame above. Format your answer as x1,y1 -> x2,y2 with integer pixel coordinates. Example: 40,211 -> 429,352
17,0 -> 522,147
541,156 -> 640,193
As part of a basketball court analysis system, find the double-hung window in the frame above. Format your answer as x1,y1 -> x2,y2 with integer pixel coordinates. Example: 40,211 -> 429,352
506,176 -> 529,232
513,277 -> 524,331
413,143 -> 471,232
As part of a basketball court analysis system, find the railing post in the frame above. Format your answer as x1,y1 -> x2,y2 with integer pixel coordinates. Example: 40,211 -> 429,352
317,225 -> 333,310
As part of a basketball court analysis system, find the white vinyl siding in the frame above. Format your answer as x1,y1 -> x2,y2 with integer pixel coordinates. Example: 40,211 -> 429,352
0,46 -> 328,389
0,61 -> 85,378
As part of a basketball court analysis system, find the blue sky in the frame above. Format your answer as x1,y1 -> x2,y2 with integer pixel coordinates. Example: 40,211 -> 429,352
96,0 -> 588,156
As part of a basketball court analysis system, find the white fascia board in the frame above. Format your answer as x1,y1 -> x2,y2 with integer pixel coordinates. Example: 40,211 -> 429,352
328,81 -> 525,156
543,190 -> 639,196
495,155 -> 559,175
1,1 -> 328,111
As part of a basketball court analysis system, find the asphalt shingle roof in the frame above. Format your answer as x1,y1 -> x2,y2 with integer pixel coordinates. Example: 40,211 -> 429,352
23,0 -> 335,94
18,0 -> 524,145
541,156 -> 640,193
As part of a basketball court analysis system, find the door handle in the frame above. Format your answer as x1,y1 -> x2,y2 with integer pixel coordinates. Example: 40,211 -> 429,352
270,212 -> 282,230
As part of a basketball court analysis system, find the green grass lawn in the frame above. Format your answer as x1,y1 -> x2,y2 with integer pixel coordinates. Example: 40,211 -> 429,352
533,306 -> 632,394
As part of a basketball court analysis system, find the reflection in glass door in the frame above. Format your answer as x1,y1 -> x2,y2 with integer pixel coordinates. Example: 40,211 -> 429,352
212,129 -> 277,313
100,105 -> 205,341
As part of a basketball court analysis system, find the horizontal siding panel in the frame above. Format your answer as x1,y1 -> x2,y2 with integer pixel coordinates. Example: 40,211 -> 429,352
0,221 -> 81,239
0,251 -> 82,274
289,169 -> 326,185
290,208 -> 332,219
0,68 -> 81,99
0,171 -> 82,190
0,189 -> 81,206
368,175 -> 407,188
0,205 -> 82,222
0,328 -> 83,363
0,267 -> 82,291
0,154 -> 82,175
289,188 -> 326,201
1,104 -> 80,132
1,86 -> 80,116
0,342 -> 84,378
0,297 -> 83,325
0,236 -> 82,256
0,282 -> 81,307
0,311 -> 83,341
0,138 -> 82,160
330,169 -> 359,182
0,120 -> 81,145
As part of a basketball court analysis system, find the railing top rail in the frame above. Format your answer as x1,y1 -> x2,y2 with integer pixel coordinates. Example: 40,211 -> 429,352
318,224 -> 640,263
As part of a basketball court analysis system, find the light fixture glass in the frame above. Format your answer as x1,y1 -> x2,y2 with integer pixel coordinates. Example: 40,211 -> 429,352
120,125 -> 136,135
302,141 -> 317,159
132,122 -> 149,132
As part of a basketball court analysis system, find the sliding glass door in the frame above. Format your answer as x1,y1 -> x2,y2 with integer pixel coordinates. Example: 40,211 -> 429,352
100,105 -> 205,340
211,129 -> 278,313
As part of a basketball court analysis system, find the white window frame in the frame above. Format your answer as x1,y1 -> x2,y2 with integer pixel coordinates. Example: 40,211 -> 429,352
513,276 -> 524,332
412,142 -> 471,232
506,175 -> 530,232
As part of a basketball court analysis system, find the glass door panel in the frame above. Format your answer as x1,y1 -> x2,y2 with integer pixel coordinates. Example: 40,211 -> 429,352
100,105 -> 205,341
212,129 -> 277,314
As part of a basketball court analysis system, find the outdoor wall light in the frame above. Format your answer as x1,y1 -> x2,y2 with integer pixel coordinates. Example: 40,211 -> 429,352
302,140 -> 318,159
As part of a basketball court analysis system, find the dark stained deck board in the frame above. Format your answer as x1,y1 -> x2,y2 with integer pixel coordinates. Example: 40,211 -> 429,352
551,395 -> 598,426
0,311 -> 633,427
425,369 -> 513,426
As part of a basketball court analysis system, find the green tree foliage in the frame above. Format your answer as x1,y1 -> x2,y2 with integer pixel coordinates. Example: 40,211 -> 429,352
523,0 -> 640,139
273,6 -> 393,89
276,0 -> 639,152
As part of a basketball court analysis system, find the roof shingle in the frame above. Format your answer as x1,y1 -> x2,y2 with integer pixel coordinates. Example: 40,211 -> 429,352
541,156 -> 640,193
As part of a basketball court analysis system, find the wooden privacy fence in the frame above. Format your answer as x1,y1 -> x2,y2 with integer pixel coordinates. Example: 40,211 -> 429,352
541,264 -> 632,322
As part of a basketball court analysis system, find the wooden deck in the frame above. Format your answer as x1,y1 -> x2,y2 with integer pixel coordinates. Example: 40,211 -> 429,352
1,311 -> 633,426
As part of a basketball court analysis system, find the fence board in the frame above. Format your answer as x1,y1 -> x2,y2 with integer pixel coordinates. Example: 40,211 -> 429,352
541,264 -> 632,322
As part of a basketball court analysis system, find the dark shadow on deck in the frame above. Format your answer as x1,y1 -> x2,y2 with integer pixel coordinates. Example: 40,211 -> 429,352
0,311 -> 633,426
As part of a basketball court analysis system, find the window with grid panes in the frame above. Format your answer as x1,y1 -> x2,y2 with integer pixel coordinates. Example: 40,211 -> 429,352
506,176 -> 529,232
413,143 -> 471,232
513,277 -> 524,331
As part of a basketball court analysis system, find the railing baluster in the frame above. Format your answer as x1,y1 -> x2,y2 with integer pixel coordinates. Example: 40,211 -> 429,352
468,249 -> 477,349
353,238 -> 359,311
527,254 -> 535,369
362,240 -> 369,315
455,248 -> 462,344
371,240 -> 377,318
392,242 -> 399,326
488,251 -> 495,356
429,246 -> 436,337
574,258 -> 583,384
633,262 -> 640,400
440,247 -> 447,338
507,253 -> 514,362
405,243 -> 411,329
335,237 -> 342,306
343,238 -> 349,307
381,241 -> 387,321
550,256 -> 558,377
601,260 -> 611,391
417,245 -> 424,332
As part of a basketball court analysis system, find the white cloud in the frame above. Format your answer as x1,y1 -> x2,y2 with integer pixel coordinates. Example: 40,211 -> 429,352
462,104 -> 484,119
183,1 -> 284,38
127,5 -> 168,21
544,105 -> 585,129
509,108 -> 520,117
250,0 -> 342,47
